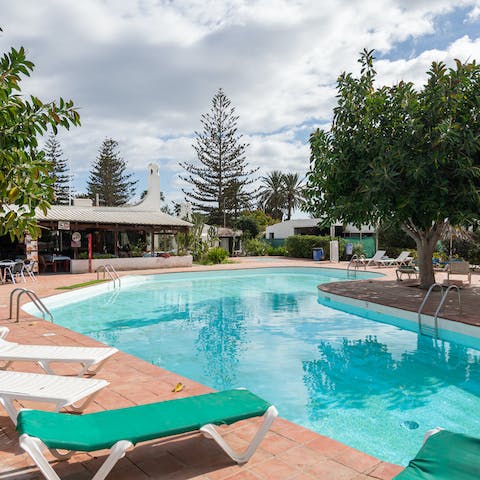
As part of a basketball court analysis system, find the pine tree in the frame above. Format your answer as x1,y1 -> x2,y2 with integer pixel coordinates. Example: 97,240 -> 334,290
86,138 -> 137,206
44,134 -> 71,205
181,89 -> 257,226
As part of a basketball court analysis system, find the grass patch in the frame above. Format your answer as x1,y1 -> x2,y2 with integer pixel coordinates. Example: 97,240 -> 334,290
56,279 -> 109,290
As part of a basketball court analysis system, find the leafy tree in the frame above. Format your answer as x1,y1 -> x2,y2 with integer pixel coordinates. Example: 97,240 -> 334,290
243,209 -> 278,233
234,216 -> 259,239
224,178 -> 252,224
258,170 -> 286,221
0,44 -> 80,240
181,88 -> 257,226
283,172 -> 304,220
44,134 -> 71,205
304,50 -> 480,288
86,138 -> 137,206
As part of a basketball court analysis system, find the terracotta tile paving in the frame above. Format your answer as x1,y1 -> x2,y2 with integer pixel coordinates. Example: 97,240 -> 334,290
2,257 -> 477,479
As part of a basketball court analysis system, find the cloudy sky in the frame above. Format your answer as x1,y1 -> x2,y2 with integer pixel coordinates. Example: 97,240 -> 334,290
1,1 -> 480,212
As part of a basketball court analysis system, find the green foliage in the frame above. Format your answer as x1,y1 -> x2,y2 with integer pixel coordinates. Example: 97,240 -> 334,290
452,231 -> 480,265
181,88 -> 257,226
258,171 -> 304,221
130,240 -> 147,257
378,223 -> 416,257
87,138 -> 137,206
285,235 -> 331,259
267,245 -> 286,256
352,243 -> 364,257
304,49 -> 480,286
202,246 -> 229,264
234,216 -> 259,239
79,252 -> 116,259
239,210 -> 277,235
45,134 -> 70,205
0,45 -> 80,240
244,238 -> 269,256
258,170 -> 286,220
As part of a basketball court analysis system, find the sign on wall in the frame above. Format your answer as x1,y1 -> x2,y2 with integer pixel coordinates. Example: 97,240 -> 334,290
71,231 -> 81,248
58,221 -> 71,230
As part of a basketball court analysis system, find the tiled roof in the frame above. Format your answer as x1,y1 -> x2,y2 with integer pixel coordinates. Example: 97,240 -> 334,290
36,205 -> 192,227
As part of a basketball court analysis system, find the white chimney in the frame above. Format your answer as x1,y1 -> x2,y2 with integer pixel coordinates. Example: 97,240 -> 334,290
137,163 -> 161,210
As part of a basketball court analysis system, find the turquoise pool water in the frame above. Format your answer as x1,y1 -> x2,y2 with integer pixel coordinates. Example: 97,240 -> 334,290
44,267 -> 480,465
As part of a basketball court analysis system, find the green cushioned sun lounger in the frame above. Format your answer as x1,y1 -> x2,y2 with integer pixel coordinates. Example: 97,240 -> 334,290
17,388 -> 278,480
394,429 -> 480,480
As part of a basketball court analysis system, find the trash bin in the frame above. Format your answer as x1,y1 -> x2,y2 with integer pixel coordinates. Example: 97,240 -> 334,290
312,247 -> 324,261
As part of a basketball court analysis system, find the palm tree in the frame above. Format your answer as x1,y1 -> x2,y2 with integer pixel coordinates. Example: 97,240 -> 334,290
283,173 -> 304,220
258,171 -> 286,221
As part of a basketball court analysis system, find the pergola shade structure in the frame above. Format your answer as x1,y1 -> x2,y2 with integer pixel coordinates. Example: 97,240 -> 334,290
36,204 -> 191,258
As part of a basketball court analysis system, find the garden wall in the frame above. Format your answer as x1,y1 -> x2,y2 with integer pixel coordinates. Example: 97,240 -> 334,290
70,255 -> 192,274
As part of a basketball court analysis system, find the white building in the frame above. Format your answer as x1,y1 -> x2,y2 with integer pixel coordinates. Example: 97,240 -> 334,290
265,219 -> 375,240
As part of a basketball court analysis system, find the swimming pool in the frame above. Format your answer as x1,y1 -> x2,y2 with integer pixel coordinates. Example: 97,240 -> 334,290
35,267 -> 480,465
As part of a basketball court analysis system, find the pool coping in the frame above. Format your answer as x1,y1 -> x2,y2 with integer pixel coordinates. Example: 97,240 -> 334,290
317,288 -> 480,344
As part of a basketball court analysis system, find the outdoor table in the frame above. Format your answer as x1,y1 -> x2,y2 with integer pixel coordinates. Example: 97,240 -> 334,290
44,255 -> 71,273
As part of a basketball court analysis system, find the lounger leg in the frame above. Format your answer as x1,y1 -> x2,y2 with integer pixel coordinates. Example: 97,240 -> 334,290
55,389 -> 101,413
38,360 -> 55,375
0,396 -> 20,424
19,434 -> 133,480
200,405 -> 278,464
84,359 -> 109,376
19,435 -> 62,480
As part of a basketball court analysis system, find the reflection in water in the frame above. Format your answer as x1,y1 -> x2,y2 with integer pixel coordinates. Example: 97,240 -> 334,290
262,292 -> 299,314
303,334 -> 480,421
193,297 -> 248,390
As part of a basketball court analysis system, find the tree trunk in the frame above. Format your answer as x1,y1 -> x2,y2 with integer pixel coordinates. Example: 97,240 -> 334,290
401,221 -> 445,289
415,235 -> 437,289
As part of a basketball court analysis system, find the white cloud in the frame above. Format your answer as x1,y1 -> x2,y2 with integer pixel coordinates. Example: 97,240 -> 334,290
1,0 -> 480,205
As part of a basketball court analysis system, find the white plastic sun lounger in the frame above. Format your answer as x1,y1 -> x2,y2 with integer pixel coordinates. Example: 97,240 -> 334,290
352,250 -> 386,267
0,327 -> 118,376
0,370 -> 108,425
17,389 -> 278,480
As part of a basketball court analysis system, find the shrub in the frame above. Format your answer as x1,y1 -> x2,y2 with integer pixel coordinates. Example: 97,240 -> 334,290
285,235 -> 332,259
203,247 -> 229,264
244,238 -> 269,256
131,240 -> 147,257
267,245 -> 286,256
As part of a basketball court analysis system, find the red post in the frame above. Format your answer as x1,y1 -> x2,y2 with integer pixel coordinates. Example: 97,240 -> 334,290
88,233 -> 93,273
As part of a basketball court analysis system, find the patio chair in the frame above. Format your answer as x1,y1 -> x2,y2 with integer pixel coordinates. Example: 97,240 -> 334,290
353,250 -> 386,267
446,260 -> 471,286
3,260 -> 26,284
396,265 -> 419,281
22,260 -> 37,281
393,428 -> 480,479
0,327 -> 118,376
18,389 -> 278,480
0,370 -> 108,425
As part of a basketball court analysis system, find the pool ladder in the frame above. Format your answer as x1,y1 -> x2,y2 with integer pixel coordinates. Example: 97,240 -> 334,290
9,288 -> 53,323
347,254 -> 366,278
417,283 -> 461,338
96,264 -> 121,288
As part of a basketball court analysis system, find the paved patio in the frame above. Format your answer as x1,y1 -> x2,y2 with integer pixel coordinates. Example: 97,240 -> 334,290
2,257 -> 478,480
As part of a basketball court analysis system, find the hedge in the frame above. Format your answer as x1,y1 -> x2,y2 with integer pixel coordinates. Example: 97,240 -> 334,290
285,235 -> 349,259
